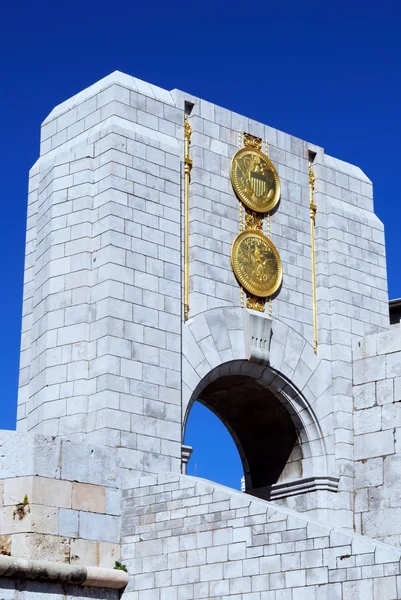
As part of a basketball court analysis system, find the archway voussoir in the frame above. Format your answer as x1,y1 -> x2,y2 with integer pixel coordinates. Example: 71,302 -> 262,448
182,383 -> 192,421
198,335 -> 222,369
292,360 -> 313,394
303,383 -> 318,405
269,339 -> 285,372
223,306 -> 243,331
283,328 -> 306,373
299,341 -> 320,375
228,329 -> 246,360
187,313 -> 212,343
205,308 -> 231,353
314,390 -> 333,424
306,360 -> 332,400
241,362 -> 267,380
279,361 -> 296,383
182,356 -> 201,396
220,348 -> 234,363
270,373 -> 287,392
271,319 -> 290,348
183,325 -> 206,371
195,359 -> 212,380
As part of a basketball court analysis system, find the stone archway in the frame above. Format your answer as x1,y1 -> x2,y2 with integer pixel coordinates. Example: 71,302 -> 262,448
182,307 -> 338,505
190,370 -> 301,491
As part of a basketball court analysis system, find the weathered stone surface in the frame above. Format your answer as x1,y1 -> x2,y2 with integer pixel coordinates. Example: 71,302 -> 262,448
12,533 -> 70,563
2,69 -> 400,599
0,535 -> 11,557
122,473 -> 401,599
72,483 -> 106,514
353,343 -> 401,544
0,432 -> 61,479
4,476 -> 72,509
0,555 -> 127,590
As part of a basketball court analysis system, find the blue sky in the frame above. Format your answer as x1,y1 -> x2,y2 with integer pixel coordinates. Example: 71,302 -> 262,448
1,1 -> 400,489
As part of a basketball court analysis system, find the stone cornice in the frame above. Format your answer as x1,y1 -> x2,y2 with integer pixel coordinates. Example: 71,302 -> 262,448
0,556 -> 128,590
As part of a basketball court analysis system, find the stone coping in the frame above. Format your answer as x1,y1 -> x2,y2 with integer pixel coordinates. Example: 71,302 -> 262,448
269,475 -> 340,499
246,475 -> 340,501
0,556 -> 128,589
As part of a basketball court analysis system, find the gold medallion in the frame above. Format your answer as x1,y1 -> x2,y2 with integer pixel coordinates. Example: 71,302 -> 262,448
231,230 -> 282,298
230,147 -> 280,213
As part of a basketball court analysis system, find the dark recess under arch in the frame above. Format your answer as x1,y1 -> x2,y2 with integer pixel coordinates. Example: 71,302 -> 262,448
197,374 -> 302,493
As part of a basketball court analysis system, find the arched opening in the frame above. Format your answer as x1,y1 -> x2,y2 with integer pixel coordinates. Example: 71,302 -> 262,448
184,401 -> 244,490
198,374 -> 302,493
195,374 -> 303,498
183,360 -> 317,500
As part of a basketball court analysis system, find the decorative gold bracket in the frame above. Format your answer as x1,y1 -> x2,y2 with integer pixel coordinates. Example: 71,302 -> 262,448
309,164 -> 318,354
243,133 -> 262,150
184,116 -> 192,321
245,209 -> 263,232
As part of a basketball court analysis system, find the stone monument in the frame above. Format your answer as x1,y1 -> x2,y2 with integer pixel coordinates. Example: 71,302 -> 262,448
1,70 -> 401,598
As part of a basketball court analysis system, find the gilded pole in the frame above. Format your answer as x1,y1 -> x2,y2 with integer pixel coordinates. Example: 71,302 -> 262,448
309,164 -> 318,354
238,130 -> 245,308
184,116 -> 192,321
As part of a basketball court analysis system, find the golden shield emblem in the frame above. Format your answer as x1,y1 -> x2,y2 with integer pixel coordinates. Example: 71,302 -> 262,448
230,147 -> 280,213
231,230 -> 282,297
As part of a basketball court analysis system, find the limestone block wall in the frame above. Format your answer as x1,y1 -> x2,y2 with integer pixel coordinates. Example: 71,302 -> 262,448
17,72 -> 184,475
0,475 -> 120,565
353,328 -> 401,546
122,473 -> 401,599
181,93 -> 390,368
312,155 -> 389,534
181,307 -> 334,502
178,89 -> 389,528
183,100 -> 389,340
15,70 -> 393,530
18,165 -> 39,428
175,85 -> 389,527
0,431 -> 123,567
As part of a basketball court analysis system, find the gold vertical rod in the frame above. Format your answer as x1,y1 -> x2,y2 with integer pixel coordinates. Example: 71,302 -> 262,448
266,140 -> 271,317
239,204 -> 245,307
184,116 -> 192,321
238,131 -> 244,308
309,163 -> 318,353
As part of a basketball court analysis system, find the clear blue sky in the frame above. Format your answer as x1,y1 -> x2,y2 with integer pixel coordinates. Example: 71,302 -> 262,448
1,1 -> 400,489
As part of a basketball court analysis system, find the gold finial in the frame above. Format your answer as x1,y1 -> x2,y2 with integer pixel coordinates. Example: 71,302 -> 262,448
244,133 -> 262,150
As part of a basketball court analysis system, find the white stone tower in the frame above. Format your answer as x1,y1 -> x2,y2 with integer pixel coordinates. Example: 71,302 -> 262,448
17,71 -> 390,526
1,71 -> 401,599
